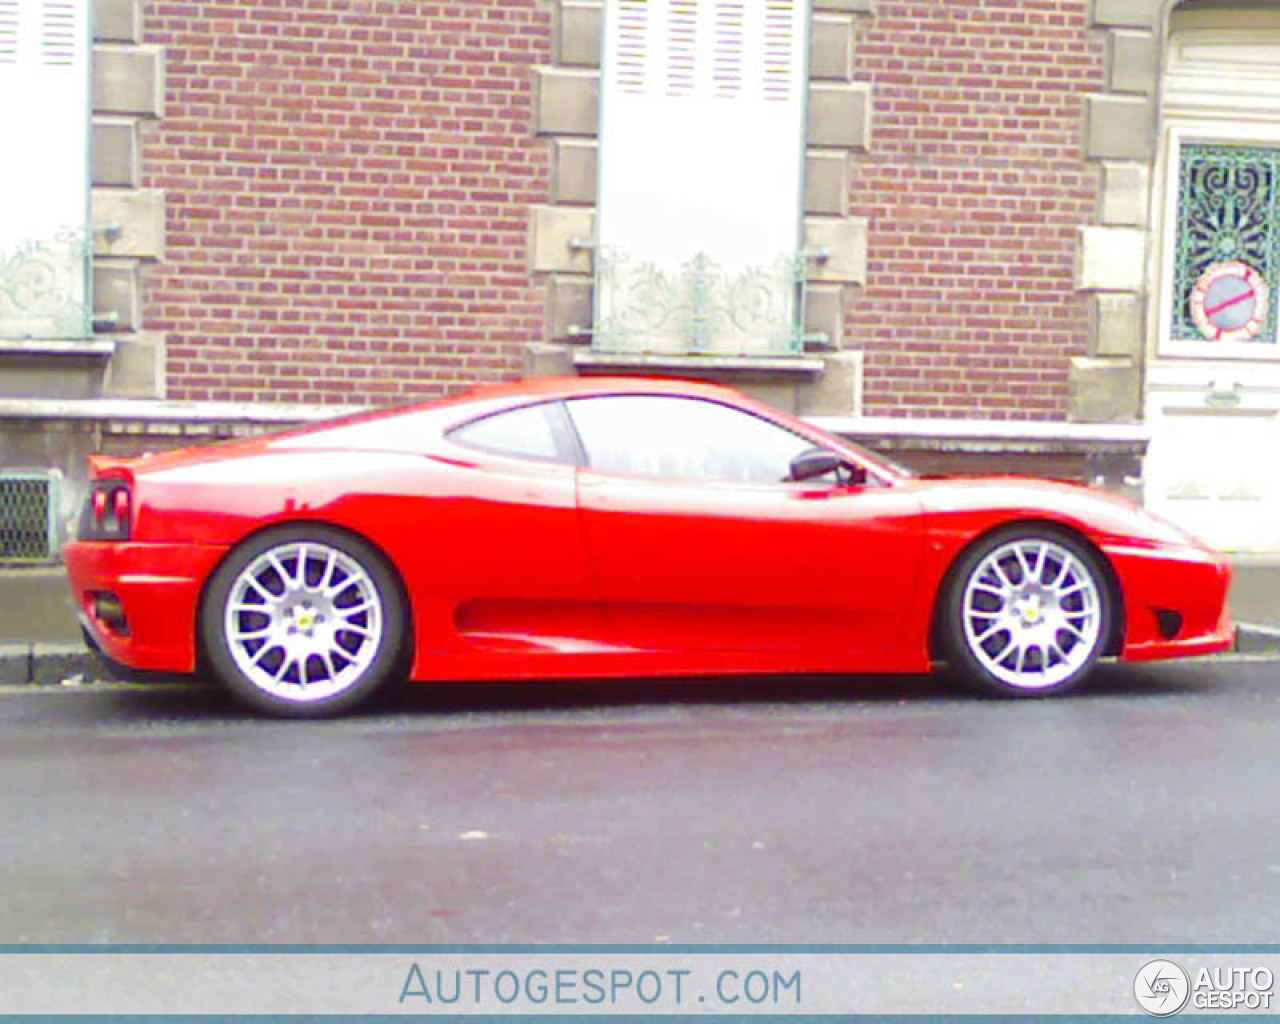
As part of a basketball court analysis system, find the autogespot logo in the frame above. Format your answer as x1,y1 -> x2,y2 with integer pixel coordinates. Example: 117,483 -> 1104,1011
1134,960 -> 1191,1017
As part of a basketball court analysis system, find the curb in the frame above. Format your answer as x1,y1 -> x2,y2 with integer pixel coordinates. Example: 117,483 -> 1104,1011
1235,623 -> 1280,656
2,625 -> 1277,690
0,642 -> 103,686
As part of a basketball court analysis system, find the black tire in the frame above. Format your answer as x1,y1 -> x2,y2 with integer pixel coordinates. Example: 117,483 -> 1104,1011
937,526 -> 1112,698
200,524 -> 406,717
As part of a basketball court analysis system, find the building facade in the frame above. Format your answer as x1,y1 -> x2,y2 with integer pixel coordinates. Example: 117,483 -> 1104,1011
0,0 -> 1275,554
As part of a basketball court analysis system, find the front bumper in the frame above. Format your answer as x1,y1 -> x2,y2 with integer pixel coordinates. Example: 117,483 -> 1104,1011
1103,542 -> 1234,662
64,540 -> 228,674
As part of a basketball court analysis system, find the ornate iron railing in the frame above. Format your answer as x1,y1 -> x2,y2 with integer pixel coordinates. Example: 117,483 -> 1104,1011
592,247 -> 821,356
0,226 -> 91,339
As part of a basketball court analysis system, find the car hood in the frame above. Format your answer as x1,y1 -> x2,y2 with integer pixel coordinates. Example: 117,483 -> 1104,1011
905,474 -> 1211,552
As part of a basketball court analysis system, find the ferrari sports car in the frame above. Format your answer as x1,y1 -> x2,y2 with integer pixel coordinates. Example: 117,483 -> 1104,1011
65,376 -> 1233,716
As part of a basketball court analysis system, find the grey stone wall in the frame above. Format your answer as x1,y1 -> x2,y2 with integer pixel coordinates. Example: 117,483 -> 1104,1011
1072,0 -> 1165,422
91,0 -> 166,400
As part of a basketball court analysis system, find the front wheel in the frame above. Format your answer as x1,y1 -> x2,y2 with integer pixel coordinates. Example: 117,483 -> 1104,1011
938,528 -> 1112,697
201,526 -> 406,716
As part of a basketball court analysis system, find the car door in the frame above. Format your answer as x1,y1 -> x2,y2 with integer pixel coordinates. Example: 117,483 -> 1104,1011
424,400 -> 610,654
566,394 -> 926,654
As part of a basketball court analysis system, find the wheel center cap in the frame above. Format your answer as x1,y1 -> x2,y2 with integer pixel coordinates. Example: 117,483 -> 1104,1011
1017,595 -> 1043,625
294,607 -> 317,633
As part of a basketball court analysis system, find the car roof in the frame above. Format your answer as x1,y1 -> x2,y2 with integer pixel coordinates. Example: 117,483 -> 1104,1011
448,375 -> 748,405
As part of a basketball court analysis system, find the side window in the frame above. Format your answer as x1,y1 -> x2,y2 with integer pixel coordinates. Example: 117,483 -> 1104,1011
449,403 -> 564,461
566,395 -> 813,484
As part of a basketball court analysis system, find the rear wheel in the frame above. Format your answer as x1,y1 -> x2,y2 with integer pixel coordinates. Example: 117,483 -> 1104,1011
201,526 -> 405,716
939,527 -> 1111,697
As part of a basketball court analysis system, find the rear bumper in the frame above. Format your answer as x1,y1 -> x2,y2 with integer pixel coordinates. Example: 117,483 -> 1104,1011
1103,543 -> 1234,662
64,540 -> 228,673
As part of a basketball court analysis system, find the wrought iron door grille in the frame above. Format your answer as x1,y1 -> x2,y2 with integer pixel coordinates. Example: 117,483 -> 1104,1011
1173,143 -> 1280,344
0,472 -> 59,561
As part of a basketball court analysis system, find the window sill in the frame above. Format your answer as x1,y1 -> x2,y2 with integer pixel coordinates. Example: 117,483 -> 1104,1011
0,339 -> 115,358
573,351 -> 825,374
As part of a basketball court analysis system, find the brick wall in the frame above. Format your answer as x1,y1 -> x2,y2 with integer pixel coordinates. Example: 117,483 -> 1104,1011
142,0 -> 1108,418
142,0 -> 553,404
848,0 -> 1106,419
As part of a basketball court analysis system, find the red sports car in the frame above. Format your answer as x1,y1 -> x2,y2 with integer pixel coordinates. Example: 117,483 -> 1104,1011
64,376 -> 1233,716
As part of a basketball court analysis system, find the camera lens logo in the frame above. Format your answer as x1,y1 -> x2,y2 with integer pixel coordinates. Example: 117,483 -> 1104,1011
1135,960 -> 1191,1016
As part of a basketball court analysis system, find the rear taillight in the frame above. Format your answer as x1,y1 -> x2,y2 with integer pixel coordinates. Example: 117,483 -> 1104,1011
80,479 -> 133,541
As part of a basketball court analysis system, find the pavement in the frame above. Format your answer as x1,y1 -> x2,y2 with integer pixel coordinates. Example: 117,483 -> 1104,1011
0,555 -> 1276,686
2,657 -> 1279,943
1224,556 -> 1280,649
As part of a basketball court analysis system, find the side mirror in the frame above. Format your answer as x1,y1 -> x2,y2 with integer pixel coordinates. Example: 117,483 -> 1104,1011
788,447 -> 869,486
789,448 -> 843,482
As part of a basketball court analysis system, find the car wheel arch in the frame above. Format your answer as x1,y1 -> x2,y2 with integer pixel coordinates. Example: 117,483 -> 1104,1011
194,518 -> 416,679
927,518 -> 1126,665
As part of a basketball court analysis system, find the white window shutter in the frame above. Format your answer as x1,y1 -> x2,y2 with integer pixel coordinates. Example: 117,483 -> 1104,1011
0,0 -> 90,339
595,0 -> 810,355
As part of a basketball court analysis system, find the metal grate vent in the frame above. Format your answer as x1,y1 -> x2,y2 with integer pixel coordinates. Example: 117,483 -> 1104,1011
666,0 -> 695,96
41,0 -> 76,65
762,0 -> 795,101
713,0 -> 744,98
0,472 -> 59,561
0,0 -> 17,64
614,0 -> 648,95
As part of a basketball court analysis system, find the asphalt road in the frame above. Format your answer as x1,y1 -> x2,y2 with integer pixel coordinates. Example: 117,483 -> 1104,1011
2,658 -> 1279,944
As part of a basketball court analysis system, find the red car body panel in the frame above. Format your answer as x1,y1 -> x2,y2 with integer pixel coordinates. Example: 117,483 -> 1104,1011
64,376 -> 1234,685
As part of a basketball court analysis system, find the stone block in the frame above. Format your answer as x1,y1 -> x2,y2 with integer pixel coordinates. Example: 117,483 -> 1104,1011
524,342 -> 576,378
556,1 -> 602,68
805,216 -> 868,285
813,0 -> 873,12
806,150 -> 848,216
807,81 -> 871,150
810,14 -> 854,81
799,351 -> 863,415
92,188 -> 166,260
1091,0 -> 1161,29
552,139 -> 598,205
529,205 -> 595,274
1092,293 -> 1145,358
534,67 -> 599,137
94,0 -> 141,43
804,283 -> 843,349
1076,225 -> 1146,292
1100,161 -> 1150,227
93,45 -> 164,118
1069,356 -> 1141,421
92,117 -> 139,188
1085,94 -> 1155,161
104,332 -> 164,398
1109,29 -> 1158,95
92,260 -> 140,333
546,276 -> 594,341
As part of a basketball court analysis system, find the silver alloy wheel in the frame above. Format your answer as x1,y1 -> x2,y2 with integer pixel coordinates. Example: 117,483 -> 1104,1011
223,540 -> 384,703
960,537 -> 1103,690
